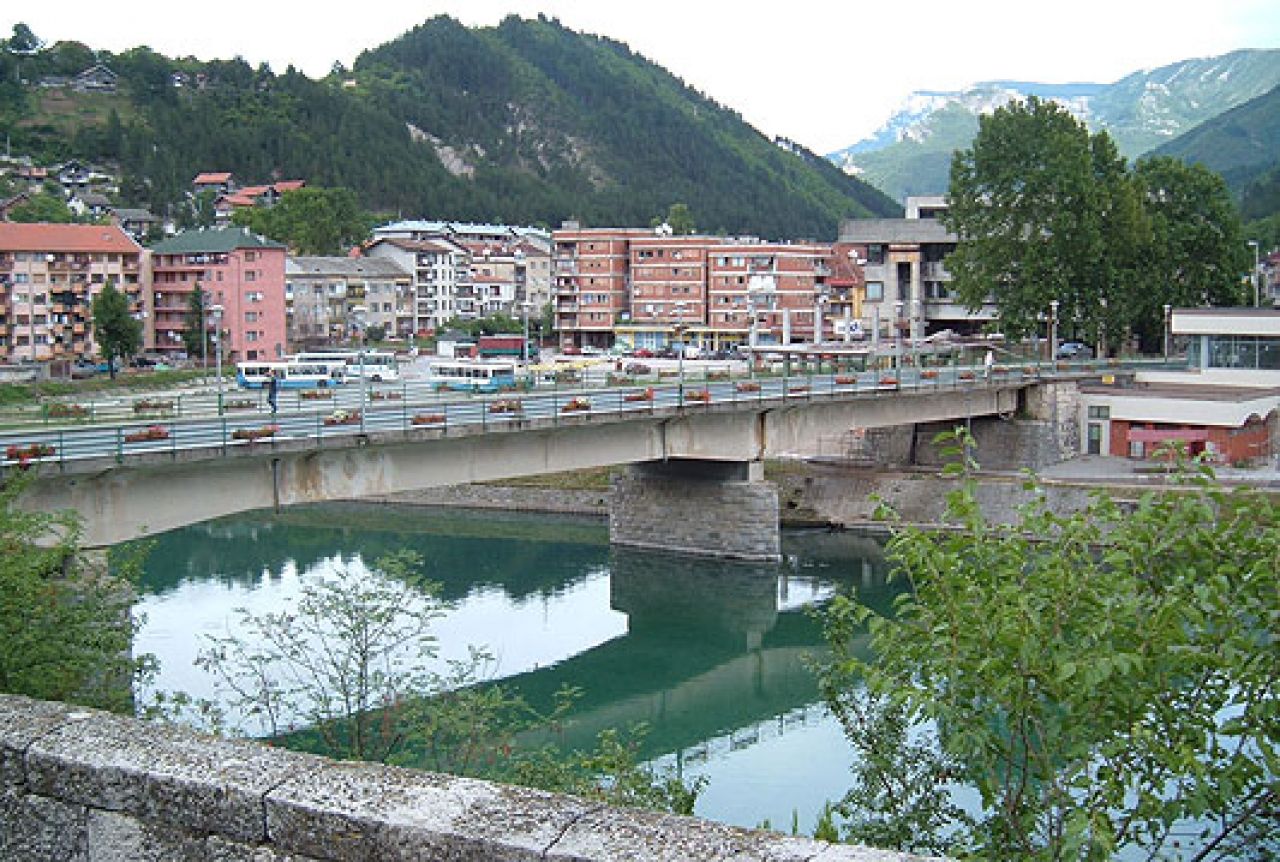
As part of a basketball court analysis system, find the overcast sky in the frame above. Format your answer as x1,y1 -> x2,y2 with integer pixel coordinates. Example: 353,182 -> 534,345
5,1 -> 1279,153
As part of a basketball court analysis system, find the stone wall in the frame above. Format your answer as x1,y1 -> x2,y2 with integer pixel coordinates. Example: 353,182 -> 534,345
0,694 -> 921,862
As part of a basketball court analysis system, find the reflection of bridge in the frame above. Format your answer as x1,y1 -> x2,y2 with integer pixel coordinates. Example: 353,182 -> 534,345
14,369 -> 1098,554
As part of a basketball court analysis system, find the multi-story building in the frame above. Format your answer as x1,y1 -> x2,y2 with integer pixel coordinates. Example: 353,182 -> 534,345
837,196 -> 994,343
285,257 -> 411,349
554,225 -> 854,353
148,227 -> 287,363
0,223 -> 147,363
364,237 -> 470,335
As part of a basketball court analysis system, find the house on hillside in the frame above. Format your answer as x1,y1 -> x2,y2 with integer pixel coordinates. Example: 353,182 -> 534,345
71,64 -> 118,94
192,172 -> 237,197
111,208 -> 161,241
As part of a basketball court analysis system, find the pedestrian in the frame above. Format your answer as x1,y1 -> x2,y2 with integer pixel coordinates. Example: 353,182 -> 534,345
984,349 -> 995,379
268,370 -> 280,414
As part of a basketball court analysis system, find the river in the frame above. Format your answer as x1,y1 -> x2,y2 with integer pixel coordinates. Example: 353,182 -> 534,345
128,503 -> 901,834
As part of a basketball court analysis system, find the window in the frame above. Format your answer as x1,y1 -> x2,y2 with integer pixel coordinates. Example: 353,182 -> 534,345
245,271 -> 257,282
866,282 -> 884,301
245,312 -> 259,323
866,244 -> 886,265
1087,406 -> 1110,420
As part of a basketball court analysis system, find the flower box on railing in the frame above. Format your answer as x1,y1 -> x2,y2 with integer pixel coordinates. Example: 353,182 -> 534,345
788,384 -> 810,394
705,371 -> 730,382
124,425 -> 169,443
657,370 -> 679,379
48,403 -> 89,419
133,399 -> 174,413
225,399 -> 256,410
1055,361 -> 1072,371
368,391 -> 403,401
323,409 -> 362,426
735,381 -> 761,393
231,424 -> 280,442
561,397 -> 592,413
489,399 -> 523,414
301,390 -> 333,400
919,370 -> 939,380
958,371 -> 976,381
684,389 -> 712,403
5,442 -> 55,464
993,365 -> 1010,375
834,375 -> 857,385
877,377 -> 899,388
411,413 -> 446,426
623,388 -> 655,403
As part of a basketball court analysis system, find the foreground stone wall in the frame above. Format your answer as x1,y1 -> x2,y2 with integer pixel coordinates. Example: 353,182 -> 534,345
0,694 -> 924,862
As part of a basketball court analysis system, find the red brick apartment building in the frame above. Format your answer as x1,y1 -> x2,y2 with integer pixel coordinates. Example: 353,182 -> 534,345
553,225 -> 857,352
0,223 -> 147,363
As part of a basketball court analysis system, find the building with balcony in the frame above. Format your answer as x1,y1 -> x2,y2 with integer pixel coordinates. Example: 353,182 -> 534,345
148,228 -> 287,363
0,223 -> 146,363
285,257 -> 411,349
552,226 -> 651,350
364,237 -> 470,335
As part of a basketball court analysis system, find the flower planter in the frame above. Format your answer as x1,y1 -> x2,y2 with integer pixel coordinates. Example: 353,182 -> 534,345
489,399 -> 524,415
684,389 -> 712,403
834,375 -> 857,385
877,377 -> 899,387
623,388 -> 655,403
735,382 -> 761,393
6,442 -> 56,464
919,370 -> 939,380
323,410 -> 362,426
231,425 -> 280,442
368,392 -> 403,401
133,400 -> 175,413
561,398 -> 592,413
788,385 -> 810,394
301,390 -> 333,400
958,371 -> 976,381
411,413 -> 446,426
225,399 -> 255,411
48,403 -> 89,419
124,425 -> 169,443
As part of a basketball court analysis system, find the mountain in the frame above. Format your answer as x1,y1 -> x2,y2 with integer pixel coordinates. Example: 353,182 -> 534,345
830,49 -> 1280,203
0,16 -> 899,238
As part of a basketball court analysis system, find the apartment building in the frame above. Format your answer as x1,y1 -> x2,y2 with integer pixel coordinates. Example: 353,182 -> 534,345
554,225 -> 853,352
837,195 -> 994,343
285,257 -> 411,349
148,227 -> 287,363
364,237 -> 470,335
0,223 -> 146,363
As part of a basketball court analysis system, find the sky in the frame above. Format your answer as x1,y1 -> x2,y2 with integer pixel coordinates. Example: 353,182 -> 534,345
5,1 -> 1280,154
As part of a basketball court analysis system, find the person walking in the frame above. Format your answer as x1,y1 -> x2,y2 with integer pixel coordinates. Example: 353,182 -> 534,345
983,348 -> 995,379
268,369 -> 280,414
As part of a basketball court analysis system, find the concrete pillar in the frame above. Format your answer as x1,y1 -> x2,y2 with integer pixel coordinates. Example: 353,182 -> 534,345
610,459 -> 780,562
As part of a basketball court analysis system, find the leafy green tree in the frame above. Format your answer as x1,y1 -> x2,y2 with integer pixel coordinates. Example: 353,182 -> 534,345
651,202 -> 697,235
7,22 -> 44,54
232,187 -> 374,255
181,287 -> 211,359
91,281 -> 142,379
817,429 -> 1279,859
9,190 -> 74,223
0,475 -> 150,714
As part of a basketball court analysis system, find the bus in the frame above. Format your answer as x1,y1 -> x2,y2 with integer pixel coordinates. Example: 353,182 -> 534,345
236,360 -> 346,389
426,360 -> 519,393
293,350 -> 401,383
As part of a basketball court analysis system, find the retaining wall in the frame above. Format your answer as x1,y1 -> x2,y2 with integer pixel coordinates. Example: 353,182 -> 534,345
0,694 -> 924,861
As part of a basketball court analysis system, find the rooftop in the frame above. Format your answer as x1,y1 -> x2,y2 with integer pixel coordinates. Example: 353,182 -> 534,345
148,227 -> 284,254
0,223 -> 141,254
837,218 -> 956,245
287,256 -> 410,278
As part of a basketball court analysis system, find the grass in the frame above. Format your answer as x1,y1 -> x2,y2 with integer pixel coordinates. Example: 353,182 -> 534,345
486,467 -> 617,491
0,370 -> 224,407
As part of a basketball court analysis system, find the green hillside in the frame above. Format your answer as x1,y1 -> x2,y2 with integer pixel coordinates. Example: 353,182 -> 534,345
0,16 -> 899,238
1149,82 -> 1280,196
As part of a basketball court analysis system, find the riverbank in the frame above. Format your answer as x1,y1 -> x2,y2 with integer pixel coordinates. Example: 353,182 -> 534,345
373,455 -> 1280,530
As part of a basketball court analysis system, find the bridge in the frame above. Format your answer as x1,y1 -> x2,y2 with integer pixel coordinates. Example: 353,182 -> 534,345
5,365 -> 1106,556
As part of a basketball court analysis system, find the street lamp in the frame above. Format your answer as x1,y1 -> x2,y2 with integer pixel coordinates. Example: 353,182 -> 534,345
673,300 -> 687,401
893,300 -> 903,372
349,304 -> 368,416
1049,299 -> 1060,362
1163,304 -> 1172,361
1247,240 -> 1260,307
521,300 -> 531,366
210,304 -> 224,414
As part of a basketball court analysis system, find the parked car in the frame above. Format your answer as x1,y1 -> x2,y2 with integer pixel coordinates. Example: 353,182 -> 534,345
1056,342 -> 1094,360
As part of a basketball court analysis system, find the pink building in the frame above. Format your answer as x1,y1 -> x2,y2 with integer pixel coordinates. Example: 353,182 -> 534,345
148,227 -> 287,363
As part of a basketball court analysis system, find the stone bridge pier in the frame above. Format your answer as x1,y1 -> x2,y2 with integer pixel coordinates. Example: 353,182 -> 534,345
609,458 -> 780,562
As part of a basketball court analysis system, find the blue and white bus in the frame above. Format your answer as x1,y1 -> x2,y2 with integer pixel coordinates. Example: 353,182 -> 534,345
236,360 -> 346,389
426,360 -> 518,392
293,350 -> 401,383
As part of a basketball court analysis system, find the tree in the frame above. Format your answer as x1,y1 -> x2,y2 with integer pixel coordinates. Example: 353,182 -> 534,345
181,287 -> 211,359
817,430 -> 1279,860
7,22 -> 44,55
651,202 -> 697,235
91,282 -> 142,379
9,191 -> 74,223
232,187 -> 374,256
0,474 -> 150,714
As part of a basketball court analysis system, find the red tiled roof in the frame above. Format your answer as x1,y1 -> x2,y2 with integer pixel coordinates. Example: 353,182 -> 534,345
193,172 -> 232,184
239,185 -> 272,197
219,194 -> 258,208
0,222 -> 141,254
273,180 -> 306,192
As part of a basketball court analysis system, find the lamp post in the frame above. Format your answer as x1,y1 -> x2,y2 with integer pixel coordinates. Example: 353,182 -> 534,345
350,304 -> 367,416
673,300 -> 687,401
1163,304 -> 1172,362
1248,240 -> 1260,307
1049,299 -> 1060,362
211,304 -> 224,414
521,300 -> 531,366
893,300 -> 903,372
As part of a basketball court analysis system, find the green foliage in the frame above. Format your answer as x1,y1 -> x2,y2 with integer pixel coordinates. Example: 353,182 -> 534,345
181,287 -> 210,359
817,428 -> 1280,859
444,313 -> 524,337
0,474 -> 150,713
91,281 -> 142,378
8,190 -> 74,223
231,187 -> 375,255
946,98 -> 1247,351
651,202 -> 696,235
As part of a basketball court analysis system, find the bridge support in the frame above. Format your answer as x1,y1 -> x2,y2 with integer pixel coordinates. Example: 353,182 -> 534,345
610,458 -> 780,562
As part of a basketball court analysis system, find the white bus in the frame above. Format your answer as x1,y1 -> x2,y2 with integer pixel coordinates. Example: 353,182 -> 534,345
236,360 -> 346,389
293,350 -> 401,383
426,360 -> 519,392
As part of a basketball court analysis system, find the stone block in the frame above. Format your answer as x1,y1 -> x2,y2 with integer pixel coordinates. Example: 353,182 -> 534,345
0,782 -> 87,861
25,704 -> 322,845
265,759 -> 597,860
86,808 -> 207,861
0,695 -> 80,787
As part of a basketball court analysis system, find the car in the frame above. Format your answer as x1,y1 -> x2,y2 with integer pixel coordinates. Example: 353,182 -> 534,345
1056,342 -> 1094,360
624,362 -> 651,375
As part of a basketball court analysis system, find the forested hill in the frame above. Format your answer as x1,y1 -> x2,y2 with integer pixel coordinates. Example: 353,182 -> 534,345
0,15 -> 899,238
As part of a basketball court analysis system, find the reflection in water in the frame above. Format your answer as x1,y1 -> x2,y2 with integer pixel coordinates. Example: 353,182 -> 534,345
128,507 -> 899,833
